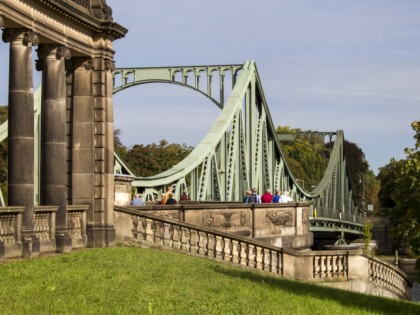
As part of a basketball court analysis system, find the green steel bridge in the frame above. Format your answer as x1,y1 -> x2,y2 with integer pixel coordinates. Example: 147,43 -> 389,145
0,60 -> 364,238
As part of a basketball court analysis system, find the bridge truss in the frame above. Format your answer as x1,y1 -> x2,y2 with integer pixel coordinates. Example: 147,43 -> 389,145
0,61 -> 364,235
112,61 -> 364,235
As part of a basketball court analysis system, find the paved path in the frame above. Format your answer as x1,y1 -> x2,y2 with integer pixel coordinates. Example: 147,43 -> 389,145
412,282 -> 420,302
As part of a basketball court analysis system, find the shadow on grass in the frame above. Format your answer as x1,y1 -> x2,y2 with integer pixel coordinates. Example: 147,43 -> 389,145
213,266 -> 420,315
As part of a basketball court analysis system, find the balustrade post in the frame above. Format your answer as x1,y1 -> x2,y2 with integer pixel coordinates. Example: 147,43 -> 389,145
240,242 -> 248,266
207,233 -> 216,258
231,240 -> 240,264
180,227 -> 191,251
172,225 -> 181,249
190,229 -> 199,254
145,218 -> 155,243
198,231 -> 208,255
162,223 -> 173,247
215,235 -> 224,260
224,238 -> 232,262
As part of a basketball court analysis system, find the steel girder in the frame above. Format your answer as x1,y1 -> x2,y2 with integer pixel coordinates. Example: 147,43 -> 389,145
0,61 -> 364,234
112,61 -> 364,235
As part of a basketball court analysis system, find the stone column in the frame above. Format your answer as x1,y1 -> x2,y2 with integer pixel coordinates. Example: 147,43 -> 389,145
86,56 -> 116,247
2,28 -> 39,255
37,45 -> 71,252
70,58 -> 96,242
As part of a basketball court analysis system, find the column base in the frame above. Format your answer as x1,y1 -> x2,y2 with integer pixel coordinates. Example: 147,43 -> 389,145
22,236 -> 40,258
86,224 -> 116,248
56,232 -> 73,253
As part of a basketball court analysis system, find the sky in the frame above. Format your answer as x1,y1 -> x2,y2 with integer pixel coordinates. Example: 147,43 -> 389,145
1,0 -> 420,174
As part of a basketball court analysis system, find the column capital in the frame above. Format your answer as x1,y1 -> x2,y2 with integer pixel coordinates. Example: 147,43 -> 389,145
105,58 -> 115,72
66,58 -> 94,72
36,45 -> 72,71
2,29 -> 39,47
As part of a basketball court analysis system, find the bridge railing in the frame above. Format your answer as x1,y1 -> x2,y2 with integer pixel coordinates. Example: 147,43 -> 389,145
310,206 -> 364,224
115,207 -> 284,274
114,206 -> 411,300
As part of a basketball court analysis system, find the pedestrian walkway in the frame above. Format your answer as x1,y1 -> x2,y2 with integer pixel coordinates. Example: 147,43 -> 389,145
412,282 -> 420,302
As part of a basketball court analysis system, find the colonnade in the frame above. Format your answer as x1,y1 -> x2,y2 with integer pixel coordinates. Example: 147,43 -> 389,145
0,0 -> 127,255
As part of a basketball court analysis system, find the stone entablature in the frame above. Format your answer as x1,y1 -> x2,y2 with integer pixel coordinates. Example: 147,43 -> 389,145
113,207 -> 411,300
0,1 -> 127,56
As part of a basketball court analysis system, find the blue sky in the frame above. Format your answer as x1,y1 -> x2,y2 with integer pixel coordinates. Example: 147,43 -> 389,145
1,0 -> 420,173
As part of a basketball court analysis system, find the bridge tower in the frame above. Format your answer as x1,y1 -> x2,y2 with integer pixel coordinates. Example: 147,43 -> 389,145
0,0 -> 127,253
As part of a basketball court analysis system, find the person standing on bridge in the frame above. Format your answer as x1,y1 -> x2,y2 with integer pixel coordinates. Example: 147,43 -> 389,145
161,186 -> 173,205
272,188 -> 282,203
130,194 -> 145,206
246,188 -> 261,203
261,188 -> 273,203
166,193 -> 177,205
243,190 -> 252,203
180,189 -> 190,202
280,191 -> 293,202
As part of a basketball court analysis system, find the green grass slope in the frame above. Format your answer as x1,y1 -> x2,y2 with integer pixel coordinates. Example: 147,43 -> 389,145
0,247 -> 418,315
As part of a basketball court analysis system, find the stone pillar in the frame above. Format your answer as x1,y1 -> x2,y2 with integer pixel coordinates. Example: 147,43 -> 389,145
70,58 -> 96,242
37,45 -> 71,252
86,56 -> 116,247
2,28 -> 39,256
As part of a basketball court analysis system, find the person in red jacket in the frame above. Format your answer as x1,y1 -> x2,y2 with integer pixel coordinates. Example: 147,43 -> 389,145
261,188 -> 273,203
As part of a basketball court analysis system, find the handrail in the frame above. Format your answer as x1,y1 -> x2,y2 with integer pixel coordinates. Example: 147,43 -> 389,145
115,206 -> 284,274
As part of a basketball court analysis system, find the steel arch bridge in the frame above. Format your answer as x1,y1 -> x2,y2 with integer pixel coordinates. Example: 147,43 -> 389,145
0,60 -> 364,236
112,60 -> 365,235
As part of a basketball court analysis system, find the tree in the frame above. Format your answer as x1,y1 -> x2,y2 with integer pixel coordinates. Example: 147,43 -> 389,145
124,139 -> 194,177
114,127 -> 128,161
377,121 -> 420,256
343,140 -> 369,209
276,125 -> 328,189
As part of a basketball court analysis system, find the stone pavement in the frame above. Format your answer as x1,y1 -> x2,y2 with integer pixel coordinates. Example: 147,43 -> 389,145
411,282 -> 420,302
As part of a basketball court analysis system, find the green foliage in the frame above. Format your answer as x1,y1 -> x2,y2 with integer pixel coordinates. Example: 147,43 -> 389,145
124,139 -> 194,177
363,220 -> 374,254
0,247 -> 418,314
276,126 -> 327,189
114,129 -> 193,177
377,121 -> 420,256
343,140 -> 370,209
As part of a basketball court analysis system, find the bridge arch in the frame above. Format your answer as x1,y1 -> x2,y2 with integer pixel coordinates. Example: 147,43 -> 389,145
112,61 -> 363,236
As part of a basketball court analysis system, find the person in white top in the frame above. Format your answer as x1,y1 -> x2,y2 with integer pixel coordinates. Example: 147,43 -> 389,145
280,191 -> 293,202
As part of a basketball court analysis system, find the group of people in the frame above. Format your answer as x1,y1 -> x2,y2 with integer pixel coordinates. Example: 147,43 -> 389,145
130,187 -> 191,207
243,188 -> 293,204
131,186 -> 293,206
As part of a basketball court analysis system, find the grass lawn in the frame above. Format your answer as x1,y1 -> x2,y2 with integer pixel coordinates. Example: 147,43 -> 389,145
0,246 -> 419,315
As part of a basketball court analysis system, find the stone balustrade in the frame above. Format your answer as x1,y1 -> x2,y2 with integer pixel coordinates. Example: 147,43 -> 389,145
34,206 -> 57,241
0,207 -> 24,258
119,208 -> 284,275
66,205 -> 88,248
114,206 -> 411,300
118,202 -> 313,249
368,256 -> 410,300
0,205 -> 88,259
